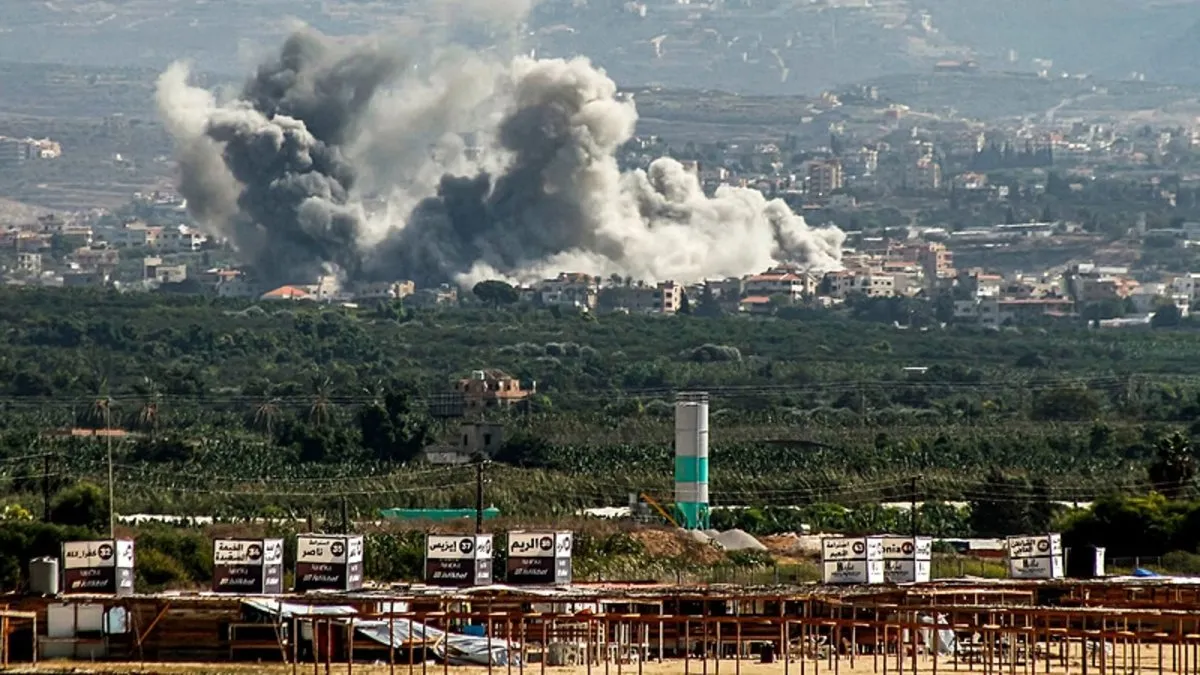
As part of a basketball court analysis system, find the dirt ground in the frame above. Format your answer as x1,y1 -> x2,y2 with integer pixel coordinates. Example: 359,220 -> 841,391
15,646 -> 1197,675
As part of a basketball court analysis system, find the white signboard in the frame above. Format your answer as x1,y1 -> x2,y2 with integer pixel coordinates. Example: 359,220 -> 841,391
1007,534 -> 1062,559
884,559 -> 932,584
116,540 -> 135,567
426,535 -> 493,560
1094,547 -> 1106,578
881,537 -> 933,560
821,537 -> 883,562
508,532 -> 563,558
63,540 -> 124,570
555,532 -> 573,557
297,535 -> 364,564
1008,555 -> 1064,579
214,539 -> 284,565
823,560 -> 885,584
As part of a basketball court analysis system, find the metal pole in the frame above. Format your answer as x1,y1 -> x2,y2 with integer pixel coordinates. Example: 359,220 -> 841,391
106,402 -> 115,538
476,460 -> 485,534
42,453 -> 51,522
541,618 -> 548,675
910,475 -> 919,537
685,619 -> 690,675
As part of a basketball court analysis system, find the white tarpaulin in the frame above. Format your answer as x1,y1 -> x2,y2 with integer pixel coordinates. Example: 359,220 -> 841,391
356,619 -> 520,666
918,614 -> 955,656
241,600 -> 519,666
242,599 -> 358,618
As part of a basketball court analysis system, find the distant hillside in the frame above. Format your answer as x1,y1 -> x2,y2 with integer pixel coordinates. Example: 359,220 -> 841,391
1143,18 -> 1200,85
0,198 -> 57,226
0,0 -> 1195,97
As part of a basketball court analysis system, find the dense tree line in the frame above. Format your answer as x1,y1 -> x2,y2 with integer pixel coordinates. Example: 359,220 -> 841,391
0,289 -> 1198,523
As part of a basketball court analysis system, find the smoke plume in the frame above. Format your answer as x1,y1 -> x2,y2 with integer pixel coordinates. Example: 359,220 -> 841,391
157,23 -> 845,287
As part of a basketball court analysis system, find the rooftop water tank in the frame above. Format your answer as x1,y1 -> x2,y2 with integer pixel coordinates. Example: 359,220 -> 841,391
29,557 -> 59,596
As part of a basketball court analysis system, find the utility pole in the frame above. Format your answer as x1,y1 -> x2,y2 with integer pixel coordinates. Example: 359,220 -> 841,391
42,453 -> 51,522
106,400 -> 115,539
909,475 -> 918,536
475,459 -> 485,535
340,496 -> 349,534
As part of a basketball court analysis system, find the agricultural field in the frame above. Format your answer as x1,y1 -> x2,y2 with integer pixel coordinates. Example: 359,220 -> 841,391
0,287 -> 1196,513
0,288 -> 1198,588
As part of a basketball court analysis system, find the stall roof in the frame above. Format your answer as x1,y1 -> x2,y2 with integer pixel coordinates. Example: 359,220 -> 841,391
27,576 -> 1200,608
242,599 -> 357,618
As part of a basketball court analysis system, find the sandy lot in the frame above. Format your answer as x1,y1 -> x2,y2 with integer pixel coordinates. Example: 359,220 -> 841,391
12,647 -> 1195,675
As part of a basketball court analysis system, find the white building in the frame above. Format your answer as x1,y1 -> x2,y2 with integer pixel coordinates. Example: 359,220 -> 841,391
157,225 -> 208,252
825,271 -> 896,298
538,273 -> 598,311
743,269 -> 818,301
353,280 -> 415,301
15,252 -> 41,275
954,297 -> 1074,326
1170,274 -> 1200,304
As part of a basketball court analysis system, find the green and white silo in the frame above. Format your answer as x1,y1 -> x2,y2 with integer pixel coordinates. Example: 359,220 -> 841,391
674,392 -> 710,530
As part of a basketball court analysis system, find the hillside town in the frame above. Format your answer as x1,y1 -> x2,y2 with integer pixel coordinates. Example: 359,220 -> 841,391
3,72 -> 1200,329
1,196 -> 1198,329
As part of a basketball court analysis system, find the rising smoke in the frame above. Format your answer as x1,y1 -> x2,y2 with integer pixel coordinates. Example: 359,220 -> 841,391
157,14 -> 845,287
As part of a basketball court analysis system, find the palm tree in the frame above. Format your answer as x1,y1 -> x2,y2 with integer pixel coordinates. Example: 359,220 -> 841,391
252,397 -> 282,436
362,379 -> 386,408
81,380 -> 115,431
308,376 -> 335,427
1150,432 -> 1197,498
131,377 -> 161,435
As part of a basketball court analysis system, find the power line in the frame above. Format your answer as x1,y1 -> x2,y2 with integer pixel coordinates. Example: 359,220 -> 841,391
0,372 -> 1184,407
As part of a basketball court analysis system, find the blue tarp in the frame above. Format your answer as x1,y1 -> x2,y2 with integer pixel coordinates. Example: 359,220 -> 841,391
1133,568 -> 1160,577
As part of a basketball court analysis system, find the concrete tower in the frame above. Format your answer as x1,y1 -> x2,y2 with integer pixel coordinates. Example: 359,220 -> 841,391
674,392 -> 710,530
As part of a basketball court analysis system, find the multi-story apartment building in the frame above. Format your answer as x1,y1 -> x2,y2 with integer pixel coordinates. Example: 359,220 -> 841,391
620,281 -> 685,314
807,159 -> 844,196
157,225 -> 208,252
825,270 -> 896,298
743,269 -> 818,301
954,297 -> 1074,326
909,157 -> 942,190
538,272 -> 599,311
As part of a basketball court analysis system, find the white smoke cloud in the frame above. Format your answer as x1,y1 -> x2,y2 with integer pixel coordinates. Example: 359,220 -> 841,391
156,5 -> 844,288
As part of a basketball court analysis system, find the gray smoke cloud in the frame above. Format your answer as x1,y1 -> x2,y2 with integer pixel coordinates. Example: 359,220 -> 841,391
157,20 -> 845,287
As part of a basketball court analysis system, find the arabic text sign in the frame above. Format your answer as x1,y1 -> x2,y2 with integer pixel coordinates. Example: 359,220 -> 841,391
507,532 -> 565,558
213,539 -> 284,565
426,534 -> 493,560
880,536 -> 933,561
424,558 -> 494,587
505,556 -> 572,585
296,535 -> 364,564
63,540 -> 134,570
294,561 -> 364,592
62,563 -> 136,595
821,560 -> 885,584
884,559 -> 932,584
213,562 -> 285,594
1006,534 -> 1062,560
1008,555 -> 1064,579
820,536 -> 883,562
